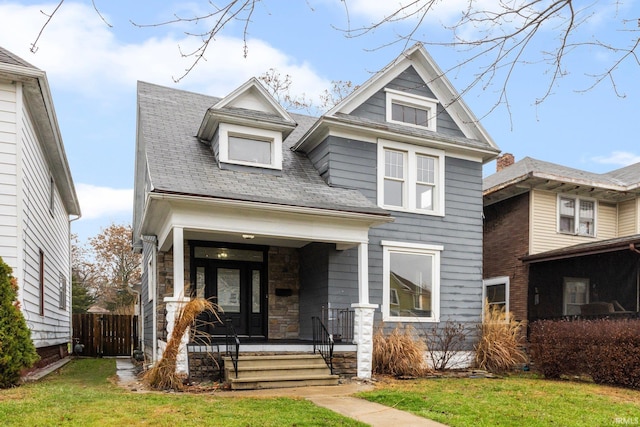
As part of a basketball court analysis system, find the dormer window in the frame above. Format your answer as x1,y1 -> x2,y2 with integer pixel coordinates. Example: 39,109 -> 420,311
386,88 -> 438,132
217,123 -> 283,170
228,135 -> 272,165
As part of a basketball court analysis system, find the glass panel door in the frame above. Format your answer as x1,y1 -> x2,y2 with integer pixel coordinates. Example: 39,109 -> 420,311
217,268 -> 241,313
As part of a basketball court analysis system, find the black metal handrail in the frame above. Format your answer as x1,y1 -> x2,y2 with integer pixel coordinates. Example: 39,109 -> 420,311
312,316 -> 334,374
321,307 -> 354,342
225,318 -> 240,378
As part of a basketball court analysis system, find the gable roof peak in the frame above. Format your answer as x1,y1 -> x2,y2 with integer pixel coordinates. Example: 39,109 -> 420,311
212,77 -> 294,123
316,44 -> 498,152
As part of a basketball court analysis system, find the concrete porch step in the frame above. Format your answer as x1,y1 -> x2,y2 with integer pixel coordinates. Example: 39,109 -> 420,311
223,353 -> 338,390
227,374 -> 340,390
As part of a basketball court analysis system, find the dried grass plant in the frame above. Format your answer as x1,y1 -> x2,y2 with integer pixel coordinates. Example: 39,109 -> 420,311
373,324 -> 431,377
475,300 -> 527,373
144,298 -> 218,390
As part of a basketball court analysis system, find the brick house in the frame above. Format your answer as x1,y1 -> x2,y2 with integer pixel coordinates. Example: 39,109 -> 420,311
483,154 -> 640,322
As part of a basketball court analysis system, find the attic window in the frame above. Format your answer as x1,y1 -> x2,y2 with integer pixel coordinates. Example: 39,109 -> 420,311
385,88 -> 437,132
228,135 -> 272,165
217,123 -> 282,170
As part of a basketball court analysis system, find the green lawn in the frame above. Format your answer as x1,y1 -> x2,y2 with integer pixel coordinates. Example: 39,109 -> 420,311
0,359 -> 364,426
5,359 -> 640,427
358,374 -> 640,427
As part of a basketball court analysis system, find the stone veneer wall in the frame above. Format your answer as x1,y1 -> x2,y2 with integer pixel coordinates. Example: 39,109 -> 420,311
155,242 -> 191,340
267,247 -> 300,339
332,351 -> 357,377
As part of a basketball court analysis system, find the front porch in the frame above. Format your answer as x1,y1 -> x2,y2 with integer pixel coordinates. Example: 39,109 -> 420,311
525,237 -> 640,321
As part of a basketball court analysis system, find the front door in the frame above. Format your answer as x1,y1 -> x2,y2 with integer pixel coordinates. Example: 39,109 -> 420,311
212,262 -> 265,336
193,245 -> 267,338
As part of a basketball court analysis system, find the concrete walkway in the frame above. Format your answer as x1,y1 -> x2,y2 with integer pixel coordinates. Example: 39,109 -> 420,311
116,358 -> 447,426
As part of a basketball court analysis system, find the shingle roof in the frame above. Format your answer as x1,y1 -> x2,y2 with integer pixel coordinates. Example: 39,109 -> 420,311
137,81 -> 387,216
0,46 -> 38,69
484,156 -> 639,193
332,113 -> 498,153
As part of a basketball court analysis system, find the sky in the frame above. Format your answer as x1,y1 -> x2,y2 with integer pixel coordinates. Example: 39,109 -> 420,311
0,0 -> 639,244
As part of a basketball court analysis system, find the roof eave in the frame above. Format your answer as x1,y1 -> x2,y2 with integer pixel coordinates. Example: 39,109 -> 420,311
1,62 -> 81,216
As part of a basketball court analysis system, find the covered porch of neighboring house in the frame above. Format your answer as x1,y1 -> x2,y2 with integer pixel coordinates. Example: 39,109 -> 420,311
525,235 -> 640,321
142,194 -> 391,387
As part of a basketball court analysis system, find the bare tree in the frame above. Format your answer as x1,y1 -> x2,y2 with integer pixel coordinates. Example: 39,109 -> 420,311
29,1 -> 640,115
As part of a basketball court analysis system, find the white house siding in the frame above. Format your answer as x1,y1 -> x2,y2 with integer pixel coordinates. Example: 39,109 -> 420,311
0,81 -> 19,275
18,94 -> 71,348
618,198 -> 638,236
530,190 -> 618,255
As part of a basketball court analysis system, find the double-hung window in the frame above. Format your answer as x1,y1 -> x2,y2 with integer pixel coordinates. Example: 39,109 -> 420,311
382,241 -> 442,322
558,195 -> 595,236
378,140 -> 444,215
563,277 -> 589,315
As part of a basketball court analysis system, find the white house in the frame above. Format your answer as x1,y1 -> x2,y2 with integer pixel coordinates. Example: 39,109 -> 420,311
0,47 -> 81,368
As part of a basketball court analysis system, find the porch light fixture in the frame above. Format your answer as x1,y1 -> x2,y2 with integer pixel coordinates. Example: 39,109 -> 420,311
242,234 -> 255,240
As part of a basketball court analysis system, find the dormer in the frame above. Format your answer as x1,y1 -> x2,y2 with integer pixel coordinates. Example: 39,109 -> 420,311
197,78 -> 297,171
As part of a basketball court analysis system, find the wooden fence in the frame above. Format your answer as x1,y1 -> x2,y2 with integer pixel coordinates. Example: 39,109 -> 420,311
72,314 -> 138,357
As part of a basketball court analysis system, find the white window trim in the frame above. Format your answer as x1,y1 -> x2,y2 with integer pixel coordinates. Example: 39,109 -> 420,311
377,140 -> 445,216
218,122 -> 283,170
381,240 -> 442,323
482,276 -> 510,318
556,194 -> 597,237
385,88 -> 438,131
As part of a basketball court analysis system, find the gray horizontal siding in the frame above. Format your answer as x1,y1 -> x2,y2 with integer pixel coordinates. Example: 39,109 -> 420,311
350,65 -> 465,138
316,153 -> 483,325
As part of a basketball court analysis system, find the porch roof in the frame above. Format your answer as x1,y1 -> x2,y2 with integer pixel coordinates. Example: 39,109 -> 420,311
522,234 -> 640,263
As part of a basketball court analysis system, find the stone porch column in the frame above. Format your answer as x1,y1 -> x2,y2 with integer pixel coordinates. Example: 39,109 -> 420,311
162,226 -> 190,374
351,242 -> 377,379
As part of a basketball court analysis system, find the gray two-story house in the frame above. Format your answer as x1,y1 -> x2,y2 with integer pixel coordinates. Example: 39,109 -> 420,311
133,44 -> 500,385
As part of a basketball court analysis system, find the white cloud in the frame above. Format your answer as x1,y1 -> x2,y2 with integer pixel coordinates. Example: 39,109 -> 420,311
0,2 -> 331,100
592,151 -> 640,167
76,183 -> 132,220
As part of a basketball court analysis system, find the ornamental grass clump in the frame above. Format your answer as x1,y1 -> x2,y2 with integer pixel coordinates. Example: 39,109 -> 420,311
475,300 -> 527,374
373,325 -> 431,377
144,298 -> 217,390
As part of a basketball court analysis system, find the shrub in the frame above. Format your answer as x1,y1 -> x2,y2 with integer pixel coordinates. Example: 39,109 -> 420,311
421,320 -> 470,370
373,325 -> 431,377
0,257 -> 39,387
475,301 -> 527,374
529,318 -> 640,389
529,319 -> 586,378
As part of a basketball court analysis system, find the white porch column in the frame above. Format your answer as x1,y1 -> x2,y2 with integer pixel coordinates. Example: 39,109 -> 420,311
352,242 -> 377,379
162,226 -> 190,374
173,226 -> 185,299
358,242 -> 369,304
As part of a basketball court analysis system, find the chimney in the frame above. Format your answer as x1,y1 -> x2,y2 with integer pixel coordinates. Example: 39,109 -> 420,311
496,153 -> 514,172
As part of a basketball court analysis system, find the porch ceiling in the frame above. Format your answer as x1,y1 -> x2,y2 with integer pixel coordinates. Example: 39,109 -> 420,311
142,193 -> 393,251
